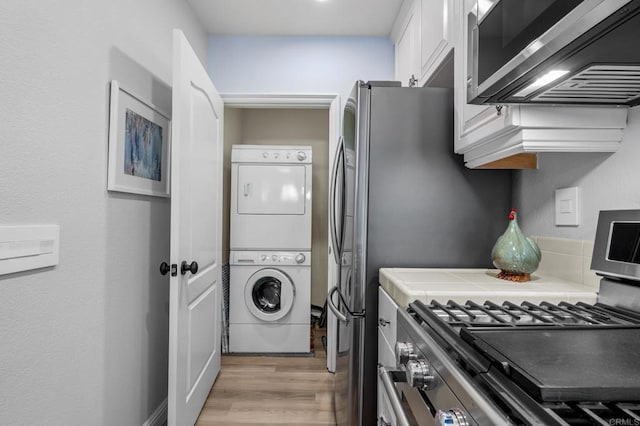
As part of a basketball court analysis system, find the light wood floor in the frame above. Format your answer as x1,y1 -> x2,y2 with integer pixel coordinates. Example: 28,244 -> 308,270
196,327 -> 336,426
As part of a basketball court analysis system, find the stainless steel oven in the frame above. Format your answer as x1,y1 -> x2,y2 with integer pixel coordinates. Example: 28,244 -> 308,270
379,307 -> 511,426
467,0 -> 640,106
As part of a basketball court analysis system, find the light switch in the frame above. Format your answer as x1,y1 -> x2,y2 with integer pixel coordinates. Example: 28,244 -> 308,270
555,187 -> 579,226
0,225 -> 60,275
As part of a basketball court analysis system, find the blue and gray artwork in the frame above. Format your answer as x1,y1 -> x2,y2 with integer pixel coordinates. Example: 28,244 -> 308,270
124,109 -> 163,181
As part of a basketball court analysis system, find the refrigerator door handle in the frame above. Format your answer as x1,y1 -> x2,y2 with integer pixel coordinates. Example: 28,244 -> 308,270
328,286 -> 349,323
328,285 -> 365,324
329,137 -> 345,265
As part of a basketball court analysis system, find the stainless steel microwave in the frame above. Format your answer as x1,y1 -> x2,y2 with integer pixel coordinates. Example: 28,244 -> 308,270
467,0 -> 640,107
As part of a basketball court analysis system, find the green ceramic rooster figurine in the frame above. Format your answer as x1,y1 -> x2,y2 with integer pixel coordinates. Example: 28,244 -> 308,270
491,208 -> 541,282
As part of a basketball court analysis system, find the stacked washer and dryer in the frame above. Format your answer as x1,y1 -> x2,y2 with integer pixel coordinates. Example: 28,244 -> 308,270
229,145 -> 313,353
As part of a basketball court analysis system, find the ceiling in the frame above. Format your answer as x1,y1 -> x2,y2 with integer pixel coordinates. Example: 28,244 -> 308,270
186,0 -> 404,36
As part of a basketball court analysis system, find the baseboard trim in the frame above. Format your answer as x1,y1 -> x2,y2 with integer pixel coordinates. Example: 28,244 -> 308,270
142,398 -> 167,426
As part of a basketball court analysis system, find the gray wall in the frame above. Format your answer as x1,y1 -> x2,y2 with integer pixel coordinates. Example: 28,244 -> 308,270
223,108 -> 330,307
514,107 -> 640,241
0,1 -> 207,424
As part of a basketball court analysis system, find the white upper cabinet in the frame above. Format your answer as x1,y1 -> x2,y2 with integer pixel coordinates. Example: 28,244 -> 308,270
420,0 -> 454,84
392,0 -> 454,87
392,0 -> 420,87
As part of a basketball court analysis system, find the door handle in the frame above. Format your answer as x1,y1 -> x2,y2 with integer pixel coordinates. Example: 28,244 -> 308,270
328,286 -> 349,323
329,137 -> 345,265
160,262 -> 178,276
243,183 -> 251,197
181,261 -> 198,275
379,367 -> 412,426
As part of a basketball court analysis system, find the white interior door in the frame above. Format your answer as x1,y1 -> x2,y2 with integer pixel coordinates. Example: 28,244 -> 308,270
168,29 -> 223,426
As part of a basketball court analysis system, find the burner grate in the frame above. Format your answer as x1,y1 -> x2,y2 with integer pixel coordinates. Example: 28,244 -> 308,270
552,402 -> 640,425
426,300 -> 640,328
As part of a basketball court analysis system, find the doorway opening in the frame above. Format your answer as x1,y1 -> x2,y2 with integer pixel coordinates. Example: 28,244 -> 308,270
221,93 -> 340,372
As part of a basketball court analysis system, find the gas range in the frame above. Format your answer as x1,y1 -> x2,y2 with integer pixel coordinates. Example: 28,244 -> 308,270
380,210 -> 640,426
393,299 -> 640,425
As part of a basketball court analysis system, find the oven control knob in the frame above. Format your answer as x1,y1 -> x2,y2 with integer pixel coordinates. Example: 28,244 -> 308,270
395,342 -> 417,365
405,359 -> 434,390
436,409 -> 469,426
295,254 -> 306,264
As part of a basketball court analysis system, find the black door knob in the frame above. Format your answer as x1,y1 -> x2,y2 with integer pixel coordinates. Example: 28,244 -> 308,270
181,261 -> 199,275
159,262 -> 171,276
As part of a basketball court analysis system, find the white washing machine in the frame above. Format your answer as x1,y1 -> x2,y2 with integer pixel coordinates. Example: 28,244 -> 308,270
230,145 -> 312,251
229,250 -> 311,353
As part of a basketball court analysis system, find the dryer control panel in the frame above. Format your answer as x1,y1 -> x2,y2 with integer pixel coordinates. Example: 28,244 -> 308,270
232,145 -> 312,164
231,250 -> 311,266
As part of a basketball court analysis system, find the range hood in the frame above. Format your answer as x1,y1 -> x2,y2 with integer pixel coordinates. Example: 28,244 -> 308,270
468,0 -> 640,107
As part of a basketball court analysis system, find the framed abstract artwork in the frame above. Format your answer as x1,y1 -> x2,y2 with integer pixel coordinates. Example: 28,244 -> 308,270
107,80 -> 170,197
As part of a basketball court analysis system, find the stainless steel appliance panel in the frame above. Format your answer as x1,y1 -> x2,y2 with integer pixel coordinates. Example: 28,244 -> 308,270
468,0 -> 640,106
592,209 -> 640,281
332,81 -> 512,426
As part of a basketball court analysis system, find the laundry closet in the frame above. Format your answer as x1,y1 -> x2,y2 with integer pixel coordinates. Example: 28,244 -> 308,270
222,107 -> 330,353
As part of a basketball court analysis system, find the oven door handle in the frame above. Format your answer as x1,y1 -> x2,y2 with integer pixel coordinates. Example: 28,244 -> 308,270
379,366 -> 412,426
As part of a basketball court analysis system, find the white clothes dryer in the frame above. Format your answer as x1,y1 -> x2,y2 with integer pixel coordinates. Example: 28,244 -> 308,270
229,250 -> 311,353
230,145 -> 312,251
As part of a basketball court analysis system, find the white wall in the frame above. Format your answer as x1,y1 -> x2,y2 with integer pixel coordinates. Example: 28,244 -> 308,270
207,35 -> 395,105
514,107 -> 640,241
0,1 -> 207,425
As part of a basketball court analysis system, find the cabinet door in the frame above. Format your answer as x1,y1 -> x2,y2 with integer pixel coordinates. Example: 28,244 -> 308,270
420,0 -> 453,84
395,0 -> 421,87
454,0 -> 510,153
378,287 -> 397,347
377,286 -> 398,426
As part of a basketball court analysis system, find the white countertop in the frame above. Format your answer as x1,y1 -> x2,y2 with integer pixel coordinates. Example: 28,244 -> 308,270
379,268 -> 598,308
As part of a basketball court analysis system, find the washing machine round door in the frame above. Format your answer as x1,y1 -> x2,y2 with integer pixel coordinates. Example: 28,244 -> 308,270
244,268 -> 295,322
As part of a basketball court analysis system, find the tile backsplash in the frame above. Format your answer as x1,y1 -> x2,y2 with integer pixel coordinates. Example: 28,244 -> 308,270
531,236 -> 600,290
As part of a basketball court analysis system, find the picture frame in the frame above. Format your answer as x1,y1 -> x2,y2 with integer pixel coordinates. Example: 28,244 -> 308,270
107,80 -> 171,197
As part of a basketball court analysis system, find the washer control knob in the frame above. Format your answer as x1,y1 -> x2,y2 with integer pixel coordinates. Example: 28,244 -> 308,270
272,255 -> 277,261
274,153 -> 279,158
260,255 -> 267,261
436,409 -> 469,426
297,151 -> 307,161
295,254 -> 306,264
263,152 -> 269,158
395,342 -> 417,365
406,359 -> 434,390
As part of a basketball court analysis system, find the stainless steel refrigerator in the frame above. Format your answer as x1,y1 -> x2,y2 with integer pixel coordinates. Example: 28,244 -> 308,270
327,81 -> 512,426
